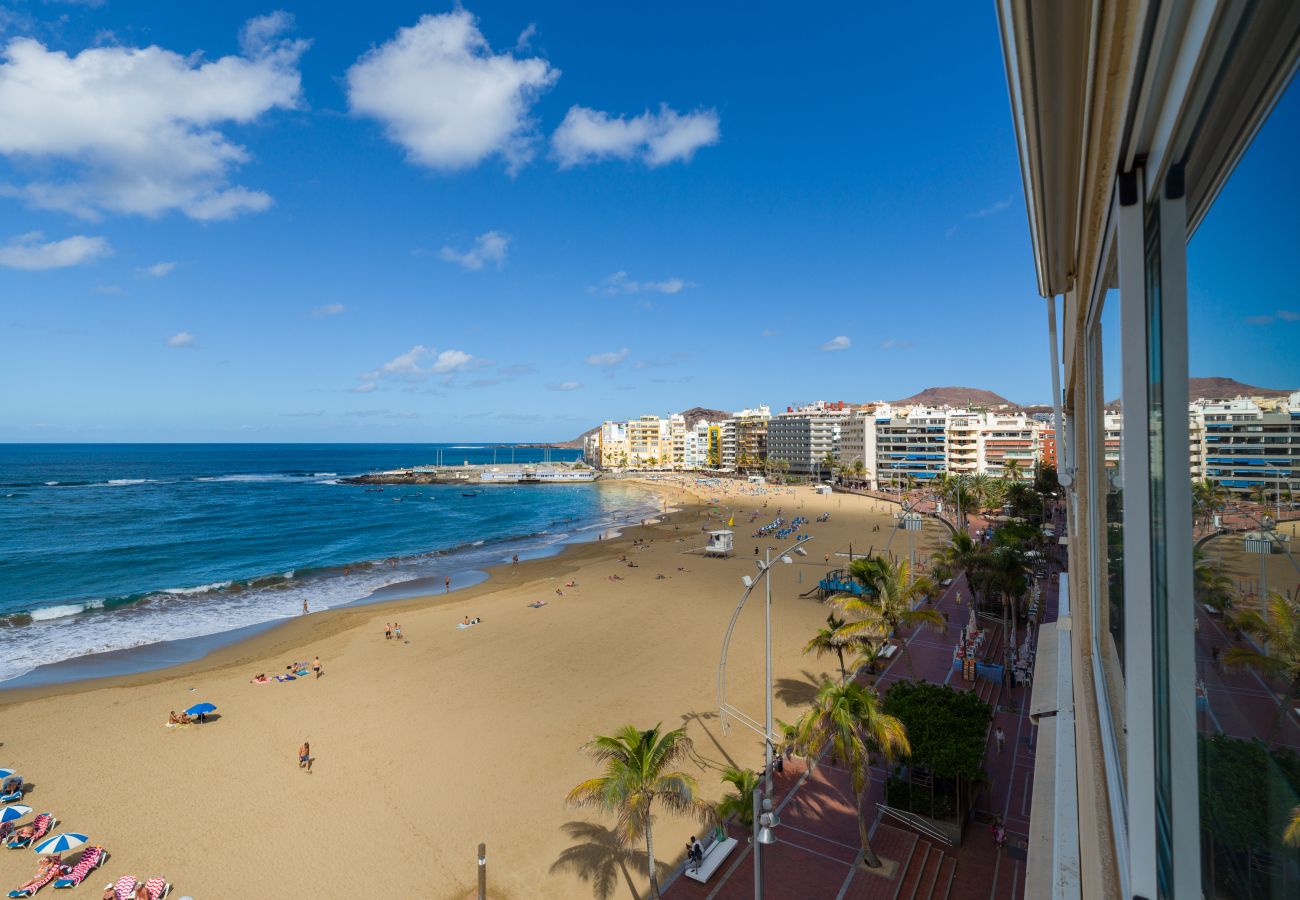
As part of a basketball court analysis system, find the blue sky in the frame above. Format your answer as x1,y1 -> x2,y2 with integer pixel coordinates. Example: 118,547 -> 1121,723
0,3 -> 1296,442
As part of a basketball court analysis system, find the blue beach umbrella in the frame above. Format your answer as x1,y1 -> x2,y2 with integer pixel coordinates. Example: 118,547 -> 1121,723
33,832 -> 87,855
0,770 -> 14,779
0,805 -> 30,824
184,702 -> 216,716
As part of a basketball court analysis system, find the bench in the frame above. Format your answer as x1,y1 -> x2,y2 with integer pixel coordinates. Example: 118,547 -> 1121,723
683,833 -> 739,883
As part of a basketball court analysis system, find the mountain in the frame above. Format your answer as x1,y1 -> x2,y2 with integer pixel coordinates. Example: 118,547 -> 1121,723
892,386 -> 1015,408
1188,377 -> 1292,400
677,406 -> 731,429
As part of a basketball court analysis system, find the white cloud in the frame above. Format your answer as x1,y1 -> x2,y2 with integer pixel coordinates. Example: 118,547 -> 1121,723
968,197 -> 1012,219
312,303 -> 346,318
586,348 -> 629,367
552,104 -> 720,168
167,330 -> 195,348
349,382 -> 377,393
820,335 -> 851,352
367,345 -> 480,382
515,23 -> 537,51
0,231 -> 110,269
879,338 -> 913,350
0,17 -> 307,220
430,349 -> 475,373
548,381 -> 582,391
439,230 -> 509,270
141,261 -> 175,277
595,270 -> 692,296
346,10 -> 559,174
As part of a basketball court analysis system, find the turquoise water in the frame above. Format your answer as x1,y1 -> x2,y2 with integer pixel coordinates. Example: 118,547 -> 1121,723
0,445 -> 656,683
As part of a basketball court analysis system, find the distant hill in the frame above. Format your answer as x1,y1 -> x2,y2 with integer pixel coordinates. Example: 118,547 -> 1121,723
1189,377 -> 1291,400
892,386 -> 1015,408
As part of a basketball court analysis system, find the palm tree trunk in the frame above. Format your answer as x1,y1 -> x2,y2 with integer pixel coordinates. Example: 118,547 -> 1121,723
837,646 -> 847,683
857,786 -> 882,867
645,822 -> 659,898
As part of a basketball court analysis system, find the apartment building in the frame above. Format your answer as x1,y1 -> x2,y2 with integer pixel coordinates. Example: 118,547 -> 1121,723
1191,393 -> 1300,495
766,401 -> 849,477
626,415 -> 666,467
836,405 -> 880,485
945,410 -> 982,476
729,405 -> 771,472
875,405 -> 948,486
980,411 -> 1039,479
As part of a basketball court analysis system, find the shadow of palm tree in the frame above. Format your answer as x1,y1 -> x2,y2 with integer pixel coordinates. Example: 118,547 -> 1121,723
680,709 -> 738,771
549,820 -> 650,900
775,669 -> 824,706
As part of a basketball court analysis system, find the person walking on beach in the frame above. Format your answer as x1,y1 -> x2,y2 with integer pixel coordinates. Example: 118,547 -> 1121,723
312,656 -> 322,679
302,598 -> 308,615
394,623 -> 402,640
299,741 -> 312,773
384,623 -> 392,640
995,726 -> 1005,753
445,575 -> 451,592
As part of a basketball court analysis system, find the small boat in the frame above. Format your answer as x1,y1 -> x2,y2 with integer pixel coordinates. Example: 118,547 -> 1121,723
364,488 -> 384,492
461,490 -> 481,497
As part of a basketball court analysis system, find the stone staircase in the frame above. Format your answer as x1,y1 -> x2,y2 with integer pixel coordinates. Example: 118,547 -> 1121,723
842,824 -> 956,900
891,836 -> 956,900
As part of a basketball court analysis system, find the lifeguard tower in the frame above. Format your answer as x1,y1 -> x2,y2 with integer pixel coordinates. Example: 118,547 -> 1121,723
704,530 -> 734,557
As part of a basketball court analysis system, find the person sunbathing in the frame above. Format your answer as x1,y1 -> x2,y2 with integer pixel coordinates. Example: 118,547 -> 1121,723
564,581 -> 577,587
168,710 -> 180,725
178,712 -> 193,724
1,776 -> 19,794
14,856 -> 61,892
462,616 -> 470,626
527,600 -> 547,608
9,823 -> 36,844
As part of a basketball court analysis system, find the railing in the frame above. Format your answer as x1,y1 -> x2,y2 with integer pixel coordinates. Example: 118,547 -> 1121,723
877,804 -> 954,847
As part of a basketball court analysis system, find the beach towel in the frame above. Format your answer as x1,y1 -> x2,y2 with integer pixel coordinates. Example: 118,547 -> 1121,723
111,876 -> 136,900
8,857 -> 60,897
274,674 -> 296,682
53,846 -> 103,889
142,877 -> 168,900
455,623 -> 476,629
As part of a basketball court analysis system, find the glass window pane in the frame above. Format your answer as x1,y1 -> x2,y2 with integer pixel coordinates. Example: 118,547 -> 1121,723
1189,79 -> 1300,898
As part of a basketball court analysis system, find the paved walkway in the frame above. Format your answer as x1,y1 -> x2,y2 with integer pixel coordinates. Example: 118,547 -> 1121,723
664,537 -> 1063,900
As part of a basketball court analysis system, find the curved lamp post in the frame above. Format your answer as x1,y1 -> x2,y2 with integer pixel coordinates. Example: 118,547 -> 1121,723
717,534 -> 811,899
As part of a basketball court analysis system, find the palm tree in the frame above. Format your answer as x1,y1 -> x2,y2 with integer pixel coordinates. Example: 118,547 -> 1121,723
981,544 -> 1031,624
566,723 -> 704,898
805,613 -> 853,683
792,680 -> 910,868
834,556 -> 944,675
932,531 -> 982,585
968,472 -> 992,510
714,767 -> 759,828
1002,458 -> 1024,482
852,458 -> 866,485
1193,547 -> 1234,613
1285,805 -> 1300,847
1223,591 -> 1300,738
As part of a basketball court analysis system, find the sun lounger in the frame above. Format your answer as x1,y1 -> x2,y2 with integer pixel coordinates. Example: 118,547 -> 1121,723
7,815 -> 53,850
53,846 -> 105,889
0,778 -> 23,804
141,877 -> 169,900
108,876 -> 135,900
8,856 -> 61,897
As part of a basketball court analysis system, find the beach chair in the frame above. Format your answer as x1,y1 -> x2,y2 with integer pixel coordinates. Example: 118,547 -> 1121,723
141,877 -> 170,900
53,846 -> 105,889
7,815 -> 53,850
0,778 -> 23,804
107,876 -> 135,900
8,856 -> 61,898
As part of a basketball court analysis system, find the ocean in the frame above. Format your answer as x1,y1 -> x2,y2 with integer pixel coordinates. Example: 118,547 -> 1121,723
0,444 -> 660,685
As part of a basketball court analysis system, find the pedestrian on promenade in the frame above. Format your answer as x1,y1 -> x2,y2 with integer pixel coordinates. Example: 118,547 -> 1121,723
992,817 -> 1006,850
995,726 -> 1005,753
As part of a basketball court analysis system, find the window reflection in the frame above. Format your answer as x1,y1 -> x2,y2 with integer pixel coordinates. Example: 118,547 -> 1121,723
1190,79 -> 1300,899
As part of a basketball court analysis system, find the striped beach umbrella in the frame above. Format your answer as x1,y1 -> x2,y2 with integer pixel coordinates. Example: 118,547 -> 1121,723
33,832 -> 88,855
0,804 -> 30,824
0,769 -> 14,779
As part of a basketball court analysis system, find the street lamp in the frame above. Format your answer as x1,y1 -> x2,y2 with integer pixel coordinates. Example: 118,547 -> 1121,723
718,534 -> 811,900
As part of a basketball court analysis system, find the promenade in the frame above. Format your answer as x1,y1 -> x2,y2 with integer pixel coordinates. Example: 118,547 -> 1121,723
664,532 -> 1060,900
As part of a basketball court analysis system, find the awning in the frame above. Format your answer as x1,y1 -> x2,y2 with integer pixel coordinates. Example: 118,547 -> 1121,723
1029,621 -> 1060,722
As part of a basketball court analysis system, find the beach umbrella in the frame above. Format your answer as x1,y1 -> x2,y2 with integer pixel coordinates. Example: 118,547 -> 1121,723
0,805 -> 30,824
33,832 -> 88,855
184,702 -> 217,716
0,769 -> 14,779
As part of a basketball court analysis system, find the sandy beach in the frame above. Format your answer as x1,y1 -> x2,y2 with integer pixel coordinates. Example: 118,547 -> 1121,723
0,480 -> 949,899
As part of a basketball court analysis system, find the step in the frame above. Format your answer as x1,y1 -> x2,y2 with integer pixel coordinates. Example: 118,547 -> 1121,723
931,857 -> 957,900
892,838 -> 932,900
913,847 -> 944,900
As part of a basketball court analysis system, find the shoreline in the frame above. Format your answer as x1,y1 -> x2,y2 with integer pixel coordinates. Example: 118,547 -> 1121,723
0,479 -> 938,899
0,478 -> 694,704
